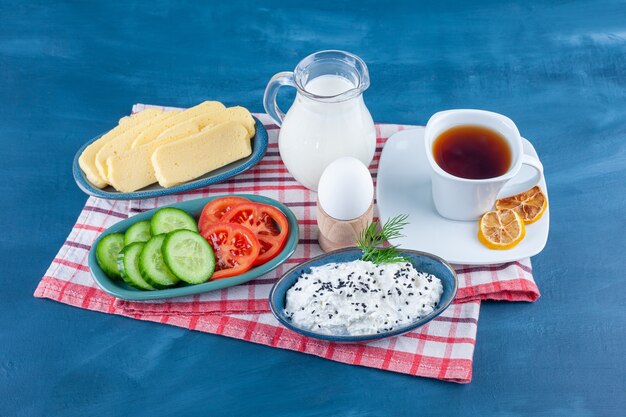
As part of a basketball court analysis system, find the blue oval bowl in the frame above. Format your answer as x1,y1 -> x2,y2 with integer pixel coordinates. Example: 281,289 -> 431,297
88,194 -> 298,301
73,117 -> 268,200
269,248 -> 458,343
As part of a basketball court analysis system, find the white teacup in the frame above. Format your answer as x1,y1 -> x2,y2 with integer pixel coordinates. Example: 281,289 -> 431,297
424,109 -> 544,221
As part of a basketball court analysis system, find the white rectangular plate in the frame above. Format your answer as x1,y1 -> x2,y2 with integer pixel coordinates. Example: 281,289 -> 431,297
376,128 -> 549,265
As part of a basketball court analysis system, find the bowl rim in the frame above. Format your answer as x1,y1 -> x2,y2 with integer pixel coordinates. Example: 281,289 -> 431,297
268,247 -> 459,343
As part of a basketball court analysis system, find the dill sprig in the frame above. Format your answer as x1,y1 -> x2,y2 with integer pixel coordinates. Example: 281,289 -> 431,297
356,214 -> 409,264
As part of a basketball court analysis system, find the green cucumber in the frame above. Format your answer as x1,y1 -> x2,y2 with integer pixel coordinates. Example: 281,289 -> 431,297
96,233 -> 125,279
124,220 -> 152,245
163,230 -> 215,284
139,234 -> 179,288
150,208 -> 198,235
117,242 -> 155,291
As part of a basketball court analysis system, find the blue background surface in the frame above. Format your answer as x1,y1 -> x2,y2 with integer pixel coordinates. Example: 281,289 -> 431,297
1,1 -> 625,415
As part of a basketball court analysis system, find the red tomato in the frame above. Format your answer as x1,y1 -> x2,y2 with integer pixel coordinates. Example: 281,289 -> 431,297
201,223 -> 260,280
198,196 -> 249,234
221,203 -> 289,266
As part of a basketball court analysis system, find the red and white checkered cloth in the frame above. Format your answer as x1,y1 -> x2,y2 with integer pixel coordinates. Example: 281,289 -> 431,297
34,105 -> 540,384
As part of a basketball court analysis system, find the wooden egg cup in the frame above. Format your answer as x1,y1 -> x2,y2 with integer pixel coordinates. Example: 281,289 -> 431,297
316,199 -> 374,252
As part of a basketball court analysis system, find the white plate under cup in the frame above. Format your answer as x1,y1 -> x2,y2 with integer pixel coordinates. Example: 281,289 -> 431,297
424,109 -> 544,221
376,128 -> 549,264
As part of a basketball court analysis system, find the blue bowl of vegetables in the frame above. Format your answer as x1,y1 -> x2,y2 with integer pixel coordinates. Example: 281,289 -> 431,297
89,194 -> 298,301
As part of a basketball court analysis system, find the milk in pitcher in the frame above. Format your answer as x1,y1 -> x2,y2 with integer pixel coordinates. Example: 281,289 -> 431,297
263,50 -> 376,191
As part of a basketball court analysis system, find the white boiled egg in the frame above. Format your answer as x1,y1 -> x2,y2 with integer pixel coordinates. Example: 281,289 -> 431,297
317,157 -> 374,221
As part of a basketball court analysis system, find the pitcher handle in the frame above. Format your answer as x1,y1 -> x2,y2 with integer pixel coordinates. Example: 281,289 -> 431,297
498,154 -> 544,198
263,71 -> 295,127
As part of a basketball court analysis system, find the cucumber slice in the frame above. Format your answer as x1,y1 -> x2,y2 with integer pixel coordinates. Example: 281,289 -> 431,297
150,208 -> 198,235
163,230 -> 215,284
96,233 -> 125,279
139,234 -> 179,288
117,242 -> 155,290
124,220 -> 152,245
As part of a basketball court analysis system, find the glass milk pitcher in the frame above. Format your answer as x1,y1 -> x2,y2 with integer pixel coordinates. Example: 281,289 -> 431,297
263,50 -> 376,191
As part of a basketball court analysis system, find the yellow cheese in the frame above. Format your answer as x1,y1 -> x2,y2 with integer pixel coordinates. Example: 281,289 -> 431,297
78,108 -> 162,188
152,121 -> 252,188
106,113 -> 219,192
94,110 -> 179,181
130,101 -> 225,148
106,147 -> 155,193
204,106 -> 256,138
155,112 -> 218,141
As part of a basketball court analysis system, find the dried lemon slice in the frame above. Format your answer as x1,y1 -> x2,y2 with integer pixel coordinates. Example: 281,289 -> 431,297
478,209 -> 526,250
496,186 -> 547,224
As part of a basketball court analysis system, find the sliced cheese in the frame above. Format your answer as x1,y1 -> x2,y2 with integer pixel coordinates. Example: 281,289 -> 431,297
155,112 -> 218,141
107,113 -> 223,193
205,106 -> 256,138
94,110 -> 179,181
78,108 -> 162,188
131,101 -> 225,148
152,121 -> 252,188
106,113 -> 219,192
106,146 -> 155,193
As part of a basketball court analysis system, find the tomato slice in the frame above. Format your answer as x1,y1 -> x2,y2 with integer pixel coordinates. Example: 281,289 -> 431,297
201,223 -> 260,280
221,203 -> 289,266
198,196 -> 249,234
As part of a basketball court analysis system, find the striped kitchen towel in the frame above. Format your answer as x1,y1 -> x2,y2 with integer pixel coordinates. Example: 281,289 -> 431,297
34,106 -> 540,383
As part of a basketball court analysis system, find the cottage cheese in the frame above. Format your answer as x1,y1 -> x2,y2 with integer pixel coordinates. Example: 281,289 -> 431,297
284,260 -> 443,336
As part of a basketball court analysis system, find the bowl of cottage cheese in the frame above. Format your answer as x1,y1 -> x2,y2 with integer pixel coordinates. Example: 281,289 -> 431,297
269,248 -> 458,343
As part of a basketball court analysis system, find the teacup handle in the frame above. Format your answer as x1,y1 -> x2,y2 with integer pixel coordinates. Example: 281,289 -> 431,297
498,154 -> 544,198
263,71 -> 296,127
